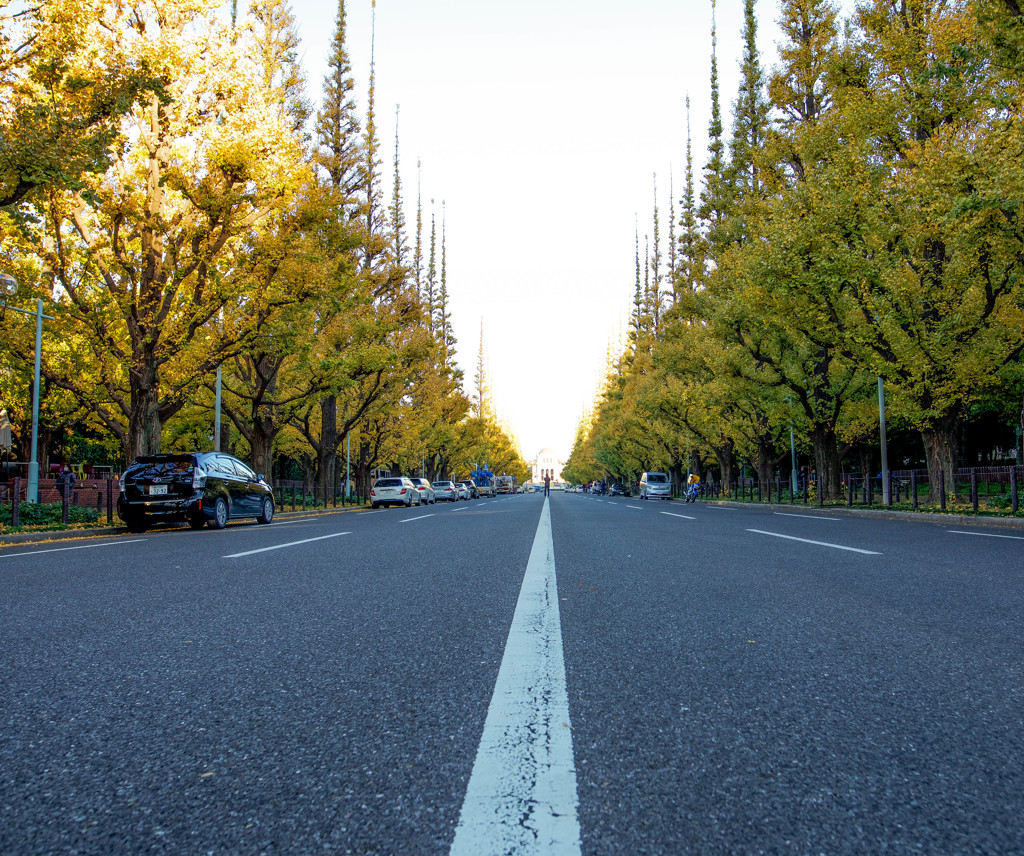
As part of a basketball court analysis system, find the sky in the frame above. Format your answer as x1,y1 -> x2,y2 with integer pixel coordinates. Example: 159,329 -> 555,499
288,0 -> 779,463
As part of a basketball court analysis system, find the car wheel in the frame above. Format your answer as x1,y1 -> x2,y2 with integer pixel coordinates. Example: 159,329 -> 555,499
125,514 -> 147,533
210,497 -> 229,529
257,496 -> 274,524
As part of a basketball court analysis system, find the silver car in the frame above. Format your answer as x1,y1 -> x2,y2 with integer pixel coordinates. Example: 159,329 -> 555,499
639,471 -> 672,500
410,477 -> 436,505
370,477 -> 422,508
433,480 -> 459,502
455,482 -> 470,500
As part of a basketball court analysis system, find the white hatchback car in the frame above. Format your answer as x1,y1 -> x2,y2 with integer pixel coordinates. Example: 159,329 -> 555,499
370,477 -> 422,508
639,471 -> 672,500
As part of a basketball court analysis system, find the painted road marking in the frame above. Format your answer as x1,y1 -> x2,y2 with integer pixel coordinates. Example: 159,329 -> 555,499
947,530 -> 1024,541
224,532 -> 350,558
626,505 -> 642,510
450,498 -> 580,856
661,512 -> 696,520
0,539 -> 147,559
747,529 -> 881,555
400,514 -> 435,524
774,512 -> 841,521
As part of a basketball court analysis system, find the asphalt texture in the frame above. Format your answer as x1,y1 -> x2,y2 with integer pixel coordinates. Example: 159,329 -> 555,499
2,494 -> 1022,855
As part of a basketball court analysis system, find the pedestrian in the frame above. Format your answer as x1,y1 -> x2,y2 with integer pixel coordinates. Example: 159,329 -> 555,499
544,473 -> 550,496
57,464 -> 76,499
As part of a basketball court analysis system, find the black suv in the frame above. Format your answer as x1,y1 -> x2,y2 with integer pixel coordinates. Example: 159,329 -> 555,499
609,483 -> 631,497
117,452 -> 275,532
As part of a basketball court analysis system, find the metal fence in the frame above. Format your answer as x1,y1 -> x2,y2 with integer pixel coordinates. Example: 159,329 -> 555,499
691,466 -> 1023,515
0,476 -> 368,528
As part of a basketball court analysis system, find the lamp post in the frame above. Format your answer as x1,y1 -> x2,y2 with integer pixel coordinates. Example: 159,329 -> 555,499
1,275 -> 55,504
878,377 -> 890,506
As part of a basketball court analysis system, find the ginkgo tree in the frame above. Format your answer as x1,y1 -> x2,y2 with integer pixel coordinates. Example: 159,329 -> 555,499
18,0 -> 311,464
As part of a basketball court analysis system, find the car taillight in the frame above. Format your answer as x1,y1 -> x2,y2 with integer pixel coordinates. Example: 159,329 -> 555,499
400,488 -> 407,494
370,489 -> 376,496
193,467 -> 207,489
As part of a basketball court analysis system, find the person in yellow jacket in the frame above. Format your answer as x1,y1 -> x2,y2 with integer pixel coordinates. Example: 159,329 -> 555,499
685,473 -> 700,502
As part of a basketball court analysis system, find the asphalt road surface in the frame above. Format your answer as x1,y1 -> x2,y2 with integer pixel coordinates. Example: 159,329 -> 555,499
2,493 -> 1022,855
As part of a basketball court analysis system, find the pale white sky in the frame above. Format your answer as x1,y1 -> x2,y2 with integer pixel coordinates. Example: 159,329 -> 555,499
290,0 -> 776,462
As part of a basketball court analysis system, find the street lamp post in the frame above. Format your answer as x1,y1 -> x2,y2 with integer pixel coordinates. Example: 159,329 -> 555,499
1,275 -> 55,504
878,377 -> 890,506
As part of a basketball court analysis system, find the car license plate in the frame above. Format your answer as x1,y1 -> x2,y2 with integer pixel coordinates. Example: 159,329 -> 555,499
149,484 -> 168,495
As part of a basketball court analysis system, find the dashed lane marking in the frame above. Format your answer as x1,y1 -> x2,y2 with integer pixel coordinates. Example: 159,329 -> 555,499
223,532 -> 351,558
774,512 -> 841,521
946,530 -> 1024,541
399,514 -> 435,524
661,512 -> 697,520
747,529 -> 881,555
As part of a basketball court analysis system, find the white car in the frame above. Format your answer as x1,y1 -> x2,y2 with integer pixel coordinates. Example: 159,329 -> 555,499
455,482 -> 470,500
370,477 -> 422,508
410,477 -> 436,504
433,480 -> 459,501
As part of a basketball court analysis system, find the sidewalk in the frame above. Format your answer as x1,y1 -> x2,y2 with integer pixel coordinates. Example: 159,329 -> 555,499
0,505 -> 365,548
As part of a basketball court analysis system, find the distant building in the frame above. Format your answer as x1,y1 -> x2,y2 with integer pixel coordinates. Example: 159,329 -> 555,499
531,448 -> 564,484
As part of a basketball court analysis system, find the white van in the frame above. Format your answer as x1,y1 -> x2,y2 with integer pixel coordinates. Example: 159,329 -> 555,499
639,471 -> 672,500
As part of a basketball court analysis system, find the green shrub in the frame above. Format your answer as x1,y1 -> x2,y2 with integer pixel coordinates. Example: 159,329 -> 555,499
0,501 -> 100,529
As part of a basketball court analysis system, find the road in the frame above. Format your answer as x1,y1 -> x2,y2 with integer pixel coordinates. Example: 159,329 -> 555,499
2,493 -> 1022,855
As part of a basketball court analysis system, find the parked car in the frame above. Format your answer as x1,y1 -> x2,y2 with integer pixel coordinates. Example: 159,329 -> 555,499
639,471 -> 672,500
455,482 -> 471,500
410,477 -> 436,504
433,480 -> 459,502
457,479 -> 478,499
370,477 -> 422,509
609,483 -> 631,497
117,452 -> 275,532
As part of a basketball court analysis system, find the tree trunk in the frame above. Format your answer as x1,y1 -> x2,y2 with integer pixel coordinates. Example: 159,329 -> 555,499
126,358 -> 161,461
317,395 -> 339,499
755,435 -> 776,490
810,425 -> 843,502
713,434 -> 736,487
249,420 -> 275,484
921,414 -> 960,504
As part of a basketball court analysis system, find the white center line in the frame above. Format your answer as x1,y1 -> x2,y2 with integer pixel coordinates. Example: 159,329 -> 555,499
451,498 -> 580,856
625,505 -> 642,510
661,511 -> 696,520
452,505 -> 469,512
0,539 -> 147,558
400,514 -> 435,523
224,532 -> 350,558
947,530 -> 1024,541
747,529 -> 881,555
774,512 -> 841,521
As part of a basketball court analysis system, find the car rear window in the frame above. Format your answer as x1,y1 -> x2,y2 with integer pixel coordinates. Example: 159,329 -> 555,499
646,473 -> 669,483
126,456 -> 196,478
375,479 -> 401,487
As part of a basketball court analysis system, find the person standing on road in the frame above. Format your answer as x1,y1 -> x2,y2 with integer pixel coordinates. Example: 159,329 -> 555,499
544,473 -> 550,496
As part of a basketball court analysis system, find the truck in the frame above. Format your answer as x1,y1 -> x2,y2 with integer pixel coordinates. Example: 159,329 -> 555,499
495,475 -> 516,495
471,466 -> 497,498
